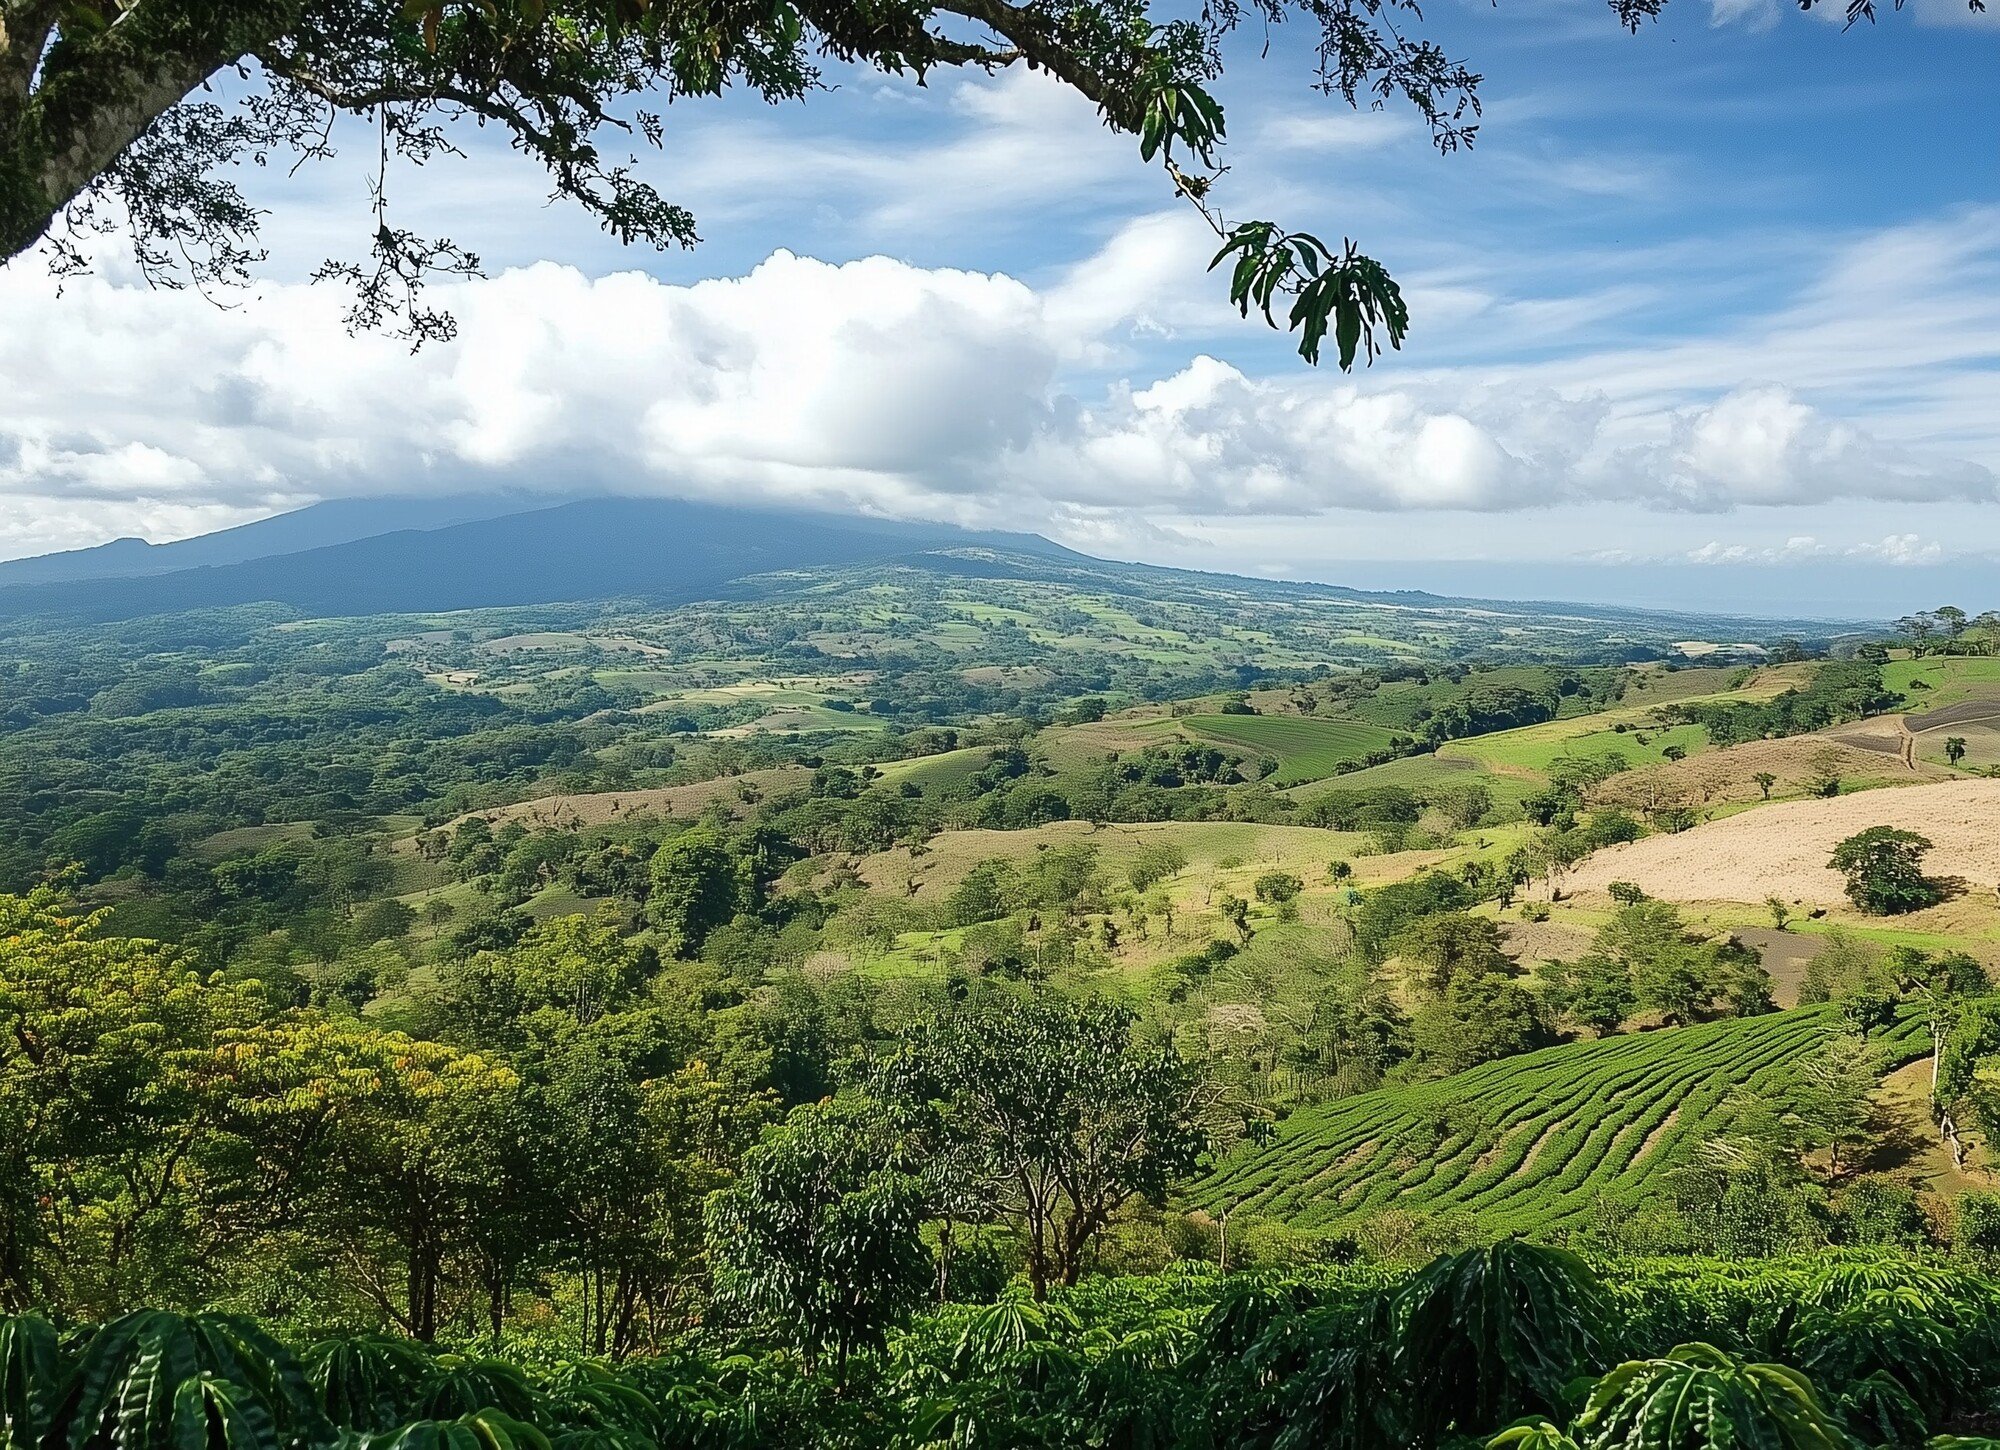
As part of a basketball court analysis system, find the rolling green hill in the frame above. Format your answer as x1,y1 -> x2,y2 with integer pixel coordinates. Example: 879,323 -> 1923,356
1180,713 -> 1399,785
1191,1006 -> 1926,1238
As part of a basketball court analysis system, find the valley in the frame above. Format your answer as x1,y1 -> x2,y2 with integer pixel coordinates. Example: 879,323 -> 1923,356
5,513 -> 2000,1446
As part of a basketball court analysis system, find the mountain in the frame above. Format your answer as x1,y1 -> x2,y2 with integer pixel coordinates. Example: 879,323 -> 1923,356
0,497 -> 1081,623
0,494 -> 550,587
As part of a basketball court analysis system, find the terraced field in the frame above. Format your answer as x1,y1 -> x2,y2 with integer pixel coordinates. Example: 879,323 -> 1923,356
1181,714 -> 1400,785
1191,1006 -> 1925,1236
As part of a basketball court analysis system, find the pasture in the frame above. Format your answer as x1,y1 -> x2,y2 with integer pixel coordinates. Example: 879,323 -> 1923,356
1180,713 -> 1400,785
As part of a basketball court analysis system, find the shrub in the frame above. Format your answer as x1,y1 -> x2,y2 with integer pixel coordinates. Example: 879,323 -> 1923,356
1253,871 -> 1304,905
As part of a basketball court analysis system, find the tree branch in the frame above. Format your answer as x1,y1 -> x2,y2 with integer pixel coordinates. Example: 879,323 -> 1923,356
928,0 -> 1144,127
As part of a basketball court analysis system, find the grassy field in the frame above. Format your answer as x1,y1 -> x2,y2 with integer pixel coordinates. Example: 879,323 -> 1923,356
1191,1006 -> 1926,1236
1442,718 -> 1709,777
855,820 -> 1380,903
1887,656 -> 2000,707
870,746 -> 993,793
1288,752 -> 1544,809
1181,714 -> 1399,785
1888,658 -> 2000,768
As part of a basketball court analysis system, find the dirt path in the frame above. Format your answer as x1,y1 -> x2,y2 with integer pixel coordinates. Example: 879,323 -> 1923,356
1567,778 -> 2000,904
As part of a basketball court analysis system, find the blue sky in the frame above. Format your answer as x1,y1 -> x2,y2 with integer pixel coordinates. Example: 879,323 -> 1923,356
1,0 -> 1995,616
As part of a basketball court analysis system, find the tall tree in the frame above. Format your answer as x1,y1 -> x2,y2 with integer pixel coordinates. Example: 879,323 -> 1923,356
0,889 -> 263,1314
646,826 -> 739,958
875,992 -> 1212,1299
1783,1033 -> 1876,1175
704,1099 -> 929,1377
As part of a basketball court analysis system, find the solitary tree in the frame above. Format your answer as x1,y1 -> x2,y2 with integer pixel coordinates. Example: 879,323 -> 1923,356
1893,945 -> 1989,1166
1828,826 -> 1942,916
1218,892 -> 1253,943
1784,1033 -> 1876,1175
1946,736 -> 1968,766
1753,772 -> 1777,801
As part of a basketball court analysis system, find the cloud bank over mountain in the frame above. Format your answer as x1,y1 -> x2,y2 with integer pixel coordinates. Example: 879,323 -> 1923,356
3,203 -> 1995,561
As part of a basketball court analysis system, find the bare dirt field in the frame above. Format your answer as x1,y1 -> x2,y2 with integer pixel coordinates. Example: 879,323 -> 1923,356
1820,715 -> 1909,754
1567,778 -> 2000,905
1499,918 -> 1595,968
1730,926 -> 1822,1008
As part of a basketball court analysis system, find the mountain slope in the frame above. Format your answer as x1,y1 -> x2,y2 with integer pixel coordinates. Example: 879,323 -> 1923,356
0,498 -> 1078,622
0,494 -> 549,586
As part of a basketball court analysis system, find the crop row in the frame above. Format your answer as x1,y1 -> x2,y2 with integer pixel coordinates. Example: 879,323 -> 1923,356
1192,1006 -> 1927,1234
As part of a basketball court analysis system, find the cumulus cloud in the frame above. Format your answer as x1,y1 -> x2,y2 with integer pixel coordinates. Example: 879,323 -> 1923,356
0,218 -> 1995,557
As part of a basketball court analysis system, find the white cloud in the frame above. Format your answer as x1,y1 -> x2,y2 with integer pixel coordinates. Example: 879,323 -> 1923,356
1685,533 -> 1949,566
2,222 -> 1995,564
1624,383 -> 1996,509
1709,0 -> 1785,32
3,186 -> 1999,571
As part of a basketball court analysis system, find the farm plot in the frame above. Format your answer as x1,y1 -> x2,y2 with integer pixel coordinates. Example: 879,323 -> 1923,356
1566,777 -> 2000,904
1190,1006 -> 1924,1237
1181,714 -> 1399,785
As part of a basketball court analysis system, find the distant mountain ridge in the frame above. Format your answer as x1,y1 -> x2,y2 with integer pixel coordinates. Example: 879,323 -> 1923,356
0,493 -> 1855,634
0,494 -> 551,587
0,497 -> 1082,623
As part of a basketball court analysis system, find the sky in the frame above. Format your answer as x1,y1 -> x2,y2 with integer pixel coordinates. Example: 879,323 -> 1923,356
2,0 -> 1997,618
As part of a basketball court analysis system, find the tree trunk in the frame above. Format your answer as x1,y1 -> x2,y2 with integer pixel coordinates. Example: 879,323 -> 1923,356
0,1 -> 294,267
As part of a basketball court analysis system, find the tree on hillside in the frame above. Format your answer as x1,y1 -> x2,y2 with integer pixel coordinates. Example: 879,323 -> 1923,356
1754,771 -> 1777,800
2,0 -> 1960,363
1537,953 -> 1635,1036
646,826 -> 739,956
1409,970 -> 1549,1075
1946,736 -> 1968,766
874,993 -> 1211,1299
1393,911 -> 1510,997
1783,1033 -> 1876,1175
1829,827 -> 1942,916
1889,946 -> 1989,1168
1595,899 -> 1771,1026
0,889 -> 264,1312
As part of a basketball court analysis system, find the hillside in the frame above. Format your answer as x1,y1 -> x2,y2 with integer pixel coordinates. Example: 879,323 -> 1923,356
0,499 -> 1091,622
1194,1006 -> 1927,1238
0,494 -> 547,586
1564,777 -> 2000,905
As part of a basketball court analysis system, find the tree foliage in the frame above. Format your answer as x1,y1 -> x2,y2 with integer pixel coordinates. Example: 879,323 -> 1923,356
876,993 -> 1213,1298
1829,827 -> 1942,916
